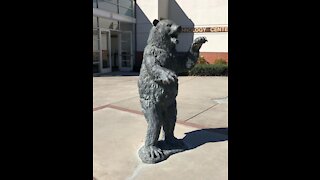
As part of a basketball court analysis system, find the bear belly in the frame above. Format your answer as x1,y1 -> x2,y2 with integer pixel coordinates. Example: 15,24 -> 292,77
138,65 -> 178,108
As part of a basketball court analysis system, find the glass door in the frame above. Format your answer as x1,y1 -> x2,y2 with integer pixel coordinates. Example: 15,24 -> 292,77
119,31 -> 133,71
93,29 -> 100,74
99,29 -> 112,73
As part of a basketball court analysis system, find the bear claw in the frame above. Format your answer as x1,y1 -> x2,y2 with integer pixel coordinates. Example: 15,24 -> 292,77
193,36 -> 208,44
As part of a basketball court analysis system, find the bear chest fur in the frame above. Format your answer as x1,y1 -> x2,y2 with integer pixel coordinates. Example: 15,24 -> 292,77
154,49 -> 175,70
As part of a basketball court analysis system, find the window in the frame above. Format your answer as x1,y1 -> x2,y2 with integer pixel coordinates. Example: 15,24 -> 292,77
93,0 -> 97,8
120,22 -> 133,31
119,7 -> 133,17
98,0 -> 118,13
93,16 -> 98,28
97,0 -> 134,18
93,29 -> 100,73
99,17 -> 119,30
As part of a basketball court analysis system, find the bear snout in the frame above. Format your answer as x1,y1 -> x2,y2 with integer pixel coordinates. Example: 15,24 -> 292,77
172,25 -> 181,34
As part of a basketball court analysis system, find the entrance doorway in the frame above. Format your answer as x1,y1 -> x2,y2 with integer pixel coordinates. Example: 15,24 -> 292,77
119,31 -> 133,71
110,31 -> 133,72
99,29 -> 111,73
111,31 -> 120,71
95,29 -> 133,74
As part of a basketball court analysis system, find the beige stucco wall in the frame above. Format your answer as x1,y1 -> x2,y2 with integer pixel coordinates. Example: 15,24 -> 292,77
136,0 -> 228,52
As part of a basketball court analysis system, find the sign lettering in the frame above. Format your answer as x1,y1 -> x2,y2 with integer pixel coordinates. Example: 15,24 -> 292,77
181,26 -> 228,33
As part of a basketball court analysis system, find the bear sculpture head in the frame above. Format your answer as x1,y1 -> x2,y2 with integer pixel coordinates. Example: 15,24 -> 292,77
147,19 -> 182,50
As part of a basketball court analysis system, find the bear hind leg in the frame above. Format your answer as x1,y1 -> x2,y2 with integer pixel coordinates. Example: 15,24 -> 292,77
139,105 -> 165,162
162,100 -> 185,148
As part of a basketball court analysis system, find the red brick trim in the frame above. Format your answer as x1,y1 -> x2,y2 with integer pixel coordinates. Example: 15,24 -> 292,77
107,104 -> 144,115
93,104 -> 110,111
93,104 -> 143,115
200,52 -> 228,64
93,104 -> 211,130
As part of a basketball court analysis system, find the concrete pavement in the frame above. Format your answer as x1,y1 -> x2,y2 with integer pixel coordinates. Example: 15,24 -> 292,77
93,76 -> 228,180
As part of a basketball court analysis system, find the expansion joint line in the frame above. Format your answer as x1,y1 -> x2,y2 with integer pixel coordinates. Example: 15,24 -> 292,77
184,104 -> 218,122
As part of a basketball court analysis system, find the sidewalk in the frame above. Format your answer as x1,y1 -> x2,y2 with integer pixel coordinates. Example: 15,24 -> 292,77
93,76 -> 228,180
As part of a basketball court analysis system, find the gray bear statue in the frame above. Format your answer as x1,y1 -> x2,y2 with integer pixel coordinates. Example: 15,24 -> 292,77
138,19 -> 207,164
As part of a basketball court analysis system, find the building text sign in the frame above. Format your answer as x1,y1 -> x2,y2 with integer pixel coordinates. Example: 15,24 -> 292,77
181,26 -> 228,33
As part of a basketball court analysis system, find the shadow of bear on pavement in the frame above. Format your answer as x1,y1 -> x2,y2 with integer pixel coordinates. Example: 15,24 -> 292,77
182,128 -> 228,150
156,127 -> 228,162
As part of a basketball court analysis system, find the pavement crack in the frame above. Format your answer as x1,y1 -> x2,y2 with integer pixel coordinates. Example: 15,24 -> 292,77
184,104 -> 218,122
126,163 -> 146,180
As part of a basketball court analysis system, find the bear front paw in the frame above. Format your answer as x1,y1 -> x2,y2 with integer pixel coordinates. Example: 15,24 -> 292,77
193,36 -> 208,44
160,71 -> 177,85
192,36 -> 208,51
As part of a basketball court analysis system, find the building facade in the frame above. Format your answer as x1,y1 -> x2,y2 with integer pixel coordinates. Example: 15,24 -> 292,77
93,0 -> 136,74
93,0 -> 228,74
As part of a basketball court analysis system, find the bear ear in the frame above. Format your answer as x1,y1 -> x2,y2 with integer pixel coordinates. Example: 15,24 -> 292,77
153,19 -> 159,26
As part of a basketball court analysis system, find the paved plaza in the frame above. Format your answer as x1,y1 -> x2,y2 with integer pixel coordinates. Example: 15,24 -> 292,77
93,76 -> 228,180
